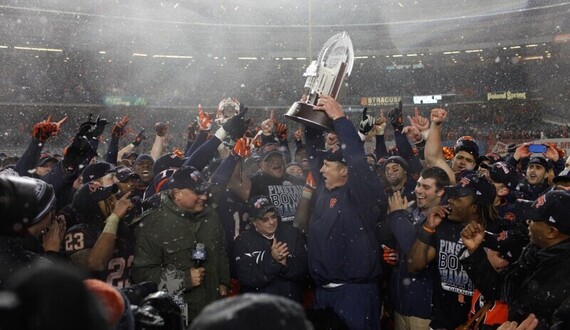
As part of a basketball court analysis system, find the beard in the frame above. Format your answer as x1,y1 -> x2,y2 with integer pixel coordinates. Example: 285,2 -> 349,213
387,175 -> 404,187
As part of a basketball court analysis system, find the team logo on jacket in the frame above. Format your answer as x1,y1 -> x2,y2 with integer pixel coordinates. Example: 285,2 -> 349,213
534,194 -> 546,208
158,264 -> 185,296
329,198 -> 337,208
244,251 -> 265,264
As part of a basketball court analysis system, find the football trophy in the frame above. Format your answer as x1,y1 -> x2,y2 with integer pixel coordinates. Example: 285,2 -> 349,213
285,31 -> 354,131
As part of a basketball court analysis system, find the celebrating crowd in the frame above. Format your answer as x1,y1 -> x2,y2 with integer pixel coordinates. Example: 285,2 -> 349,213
1,94 -> 569,330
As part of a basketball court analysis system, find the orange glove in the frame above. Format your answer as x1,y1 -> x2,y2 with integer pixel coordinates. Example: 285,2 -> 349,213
302,172 -> 316,199
305,171 -> 316,189
112,116 -> 129,138
233,137 -> 253,158
382,244 -> 399,266
198,104 -> 213,131
275,122 -> 288,141
251,128 -> 263,148
32,115 -> 68,142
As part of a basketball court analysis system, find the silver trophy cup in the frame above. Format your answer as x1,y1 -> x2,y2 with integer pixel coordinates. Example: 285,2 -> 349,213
285,31 -> 354,131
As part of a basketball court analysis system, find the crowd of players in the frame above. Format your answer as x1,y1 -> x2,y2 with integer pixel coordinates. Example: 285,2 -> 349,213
1,95 -> 570,330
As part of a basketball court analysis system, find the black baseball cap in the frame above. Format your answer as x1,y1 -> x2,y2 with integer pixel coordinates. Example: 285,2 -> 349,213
321,144 -> 346,165
152,153 -> 188,178
483,224 -> 527,263
247,195 -> 277,220
36,153 -> 59,167
527,190 -> 570,235
259,144 -> 285,162
528,154 -> 553,171
72,182 -> 119,214
553,168 -> 570,184
82,162 -> 114,183
480,161 -> 519,189
110,166 -> 140,183
445,174 -> 496,205
167,166 -> 208,194
385,156 -> 409,172
477,152 -> 502,165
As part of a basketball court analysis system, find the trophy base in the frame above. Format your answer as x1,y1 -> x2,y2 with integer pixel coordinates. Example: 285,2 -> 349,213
285,102 -> 333,131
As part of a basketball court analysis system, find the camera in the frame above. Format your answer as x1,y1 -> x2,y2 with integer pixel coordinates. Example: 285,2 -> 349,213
527,144 -> 547,153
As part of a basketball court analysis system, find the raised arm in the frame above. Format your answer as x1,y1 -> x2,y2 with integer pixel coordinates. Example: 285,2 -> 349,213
424,108 -> 455,184
87,193 -> 134,271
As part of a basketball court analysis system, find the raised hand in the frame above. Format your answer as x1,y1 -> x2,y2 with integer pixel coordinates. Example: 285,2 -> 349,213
388,100 -> 404,132
514,143 -> 531,160
155,122 -> 169,137
233,137 -> 254,158
223,105 -> 250,140
198,104 -> 213,131
112,116 -> 129,138
32,115 -> 68,142
388,191 -> 408,213
407,107 -> 430,132
430,108 -> 448,126
63,136 -> 95,171
425,205 -> 449,231
261,110 -> 276,135
274,122 -> 288,141
544,144 -> 560,162
460,221 -> 485,253
132,129 -> 146,147
358,107 -> 375,135
402,125 -> 423,143
76,114 -> 98,138
90,116 -> 109,138
373,110 -> 387,135
113,192 -> 134,219
314,94 -> 344,120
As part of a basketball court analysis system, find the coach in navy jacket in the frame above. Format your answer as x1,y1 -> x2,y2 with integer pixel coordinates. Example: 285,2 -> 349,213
305,95 -> 386,330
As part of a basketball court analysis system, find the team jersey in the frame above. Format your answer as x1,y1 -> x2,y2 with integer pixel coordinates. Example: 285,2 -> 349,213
64,223 -> 135,288
429,219 -> 475,329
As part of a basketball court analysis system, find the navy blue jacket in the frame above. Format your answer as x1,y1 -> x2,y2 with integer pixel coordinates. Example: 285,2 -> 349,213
388,209 -> 434,319
461,240 -> 570,330
306,117 -> 385,286
233,223 -> 309,302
